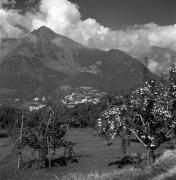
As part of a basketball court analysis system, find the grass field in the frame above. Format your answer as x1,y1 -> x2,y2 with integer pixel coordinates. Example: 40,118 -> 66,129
0,128 -> 174,180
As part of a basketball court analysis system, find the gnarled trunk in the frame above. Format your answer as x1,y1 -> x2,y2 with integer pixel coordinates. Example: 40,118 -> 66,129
147,148 -> 154,165
17,148 -> 22,169
38,135 -> 48,168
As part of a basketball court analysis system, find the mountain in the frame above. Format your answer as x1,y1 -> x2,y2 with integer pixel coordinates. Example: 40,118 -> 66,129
0,26 -> 156,101
138,46 -> 176,75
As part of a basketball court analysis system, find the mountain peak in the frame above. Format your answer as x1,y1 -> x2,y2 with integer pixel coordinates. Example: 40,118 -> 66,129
32,26 -> 58,38
34,26 -> 54,33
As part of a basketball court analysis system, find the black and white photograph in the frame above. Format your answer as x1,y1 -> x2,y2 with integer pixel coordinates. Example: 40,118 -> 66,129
0,0 -> 176,179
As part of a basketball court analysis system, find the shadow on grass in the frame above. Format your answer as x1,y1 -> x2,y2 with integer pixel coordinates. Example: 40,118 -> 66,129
108,156 -> 137,168
165,145 -> 175,150
50,156 -> 79,167
0,132 -> 9,138
108,153 -> 162,170
75,154 -> 92,158
164,141 -> 176,150
23,156 -> 79,169
130,138 -> 140,143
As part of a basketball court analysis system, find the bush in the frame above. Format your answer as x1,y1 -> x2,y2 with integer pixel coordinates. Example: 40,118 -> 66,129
0,106 -> 22,136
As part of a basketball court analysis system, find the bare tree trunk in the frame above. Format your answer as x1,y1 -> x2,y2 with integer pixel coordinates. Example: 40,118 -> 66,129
17,113 -> 24,169
47,136 -> 51,170
17,148 -> 22,169
39,135 -> 48,168
147,148 -> 154,165
35,151 -> 40,168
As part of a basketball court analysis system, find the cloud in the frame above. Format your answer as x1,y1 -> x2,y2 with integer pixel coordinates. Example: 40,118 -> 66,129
0,1 -> 32,41
148,58 -> 173,75
148,59 -> 159,73
1,0 -> 176,73
30,0 -> 176,57
0,8 -> 25,39
32,0 -> 81,34
0,0 -> 16,8
70,22 -> 176,58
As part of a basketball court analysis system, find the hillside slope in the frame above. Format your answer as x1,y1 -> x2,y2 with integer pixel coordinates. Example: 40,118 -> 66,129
0,26 -> 156,100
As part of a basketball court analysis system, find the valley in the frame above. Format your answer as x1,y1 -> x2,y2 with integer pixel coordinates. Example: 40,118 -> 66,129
0,21 -> 176,180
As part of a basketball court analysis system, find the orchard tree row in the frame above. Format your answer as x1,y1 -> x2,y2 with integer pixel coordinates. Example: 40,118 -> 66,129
15,102 -> 75,169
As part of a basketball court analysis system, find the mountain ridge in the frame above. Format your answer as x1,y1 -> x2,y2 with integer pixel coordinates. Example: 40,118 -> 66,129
0,26 -> 157,100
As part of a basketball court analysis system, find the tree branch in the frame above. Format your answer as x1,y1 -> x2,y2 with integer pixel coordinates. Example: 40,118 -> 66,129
129,128 -> 147,148
166,126 -> 176,138
138,114 -> 145,126
117,118 -> 147,148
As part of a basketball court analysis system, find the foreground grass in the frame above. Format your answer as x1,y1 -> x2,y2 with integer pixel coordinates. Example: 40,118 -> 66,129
57,150 -> 176,180
1,149 -> 176,180
0,128 -> 176,180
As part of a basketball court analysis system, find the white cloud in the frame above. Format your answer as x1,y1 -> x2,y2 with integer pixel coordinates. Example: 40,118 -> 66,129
148,59 -> 159,73
1,0 -> 176,73
0,8 -> 25,39
32,0 -> 81,35
29,0 -> 176,58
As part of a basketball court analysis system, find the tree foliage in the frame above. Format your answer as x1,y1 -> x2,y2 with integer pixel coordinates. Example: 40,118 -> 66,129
15,102 -> 73,169
97,66 -> 176,164
0,106 -> 21,136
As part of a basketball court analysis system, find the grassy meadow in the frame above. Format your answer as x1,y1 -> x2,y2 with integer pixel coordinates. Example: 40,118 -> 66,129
0,127 -> 176,180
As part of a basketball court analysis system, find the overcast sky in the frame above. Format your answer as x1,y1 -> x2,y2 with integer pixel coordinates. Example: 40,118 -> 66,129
70,0 -> 175,28
3,0 -> 175,28
0,0 -> 176,58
